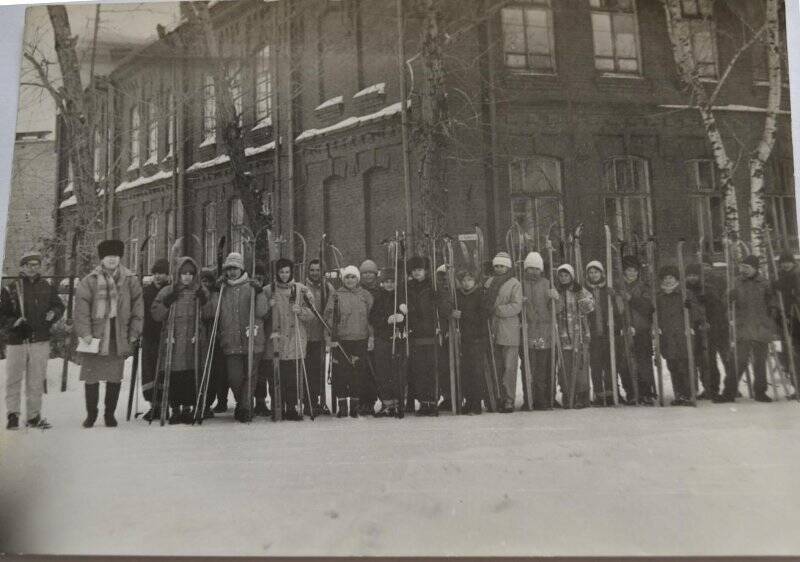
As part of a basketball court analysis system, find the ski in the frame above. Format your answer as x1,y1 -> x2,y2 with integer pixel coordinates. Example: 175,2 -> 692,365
615,240 -> 639,405
127,235 -> 151,421
60,230 -> 81,393
604,225 -> 619,406
647,238 -> 665,407
507,223 -> 533,411
475,225 -> 498,412
676,239 -> 697,406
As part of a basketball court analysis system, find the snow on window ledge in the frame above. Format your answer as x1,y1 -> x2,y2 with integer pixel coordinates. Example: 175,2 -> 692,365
252,116 -> 273,131
162,148 -> 173,161
199,133 -> 217,148
354,83 -> 386,98
63,181 -> 74,195
59,195 -> 77,209
142,154 -> 159,167
126,160 -> 140,173
297,100 -> 410,143
315,95 -> 344,111
186,154 -> 231,172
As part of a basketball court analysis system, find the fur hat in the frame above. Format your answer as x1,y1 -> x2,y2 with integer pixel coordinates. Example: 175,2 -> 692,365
742,255 -> 760,270
19,251 -> 42,266
492,252 -> 512,269
151,258 -> 170,275
585,260 -> 605,275
621,255 -> 641,270
379,268 -> 396,282
524,252 -> 544,271
341,265 -> 361,281
407,255 -> 430,271
199,268 -> 217,283
556,264 -> 575,280
223,252 -> 245,271
658,264 -> 680,280
359,259 -> 379,274
98,239 -> 125,259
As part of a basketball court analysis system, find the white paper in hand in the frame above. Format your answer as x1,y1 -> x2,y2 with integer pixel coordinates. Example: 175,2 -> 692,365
76,338 -> 101,354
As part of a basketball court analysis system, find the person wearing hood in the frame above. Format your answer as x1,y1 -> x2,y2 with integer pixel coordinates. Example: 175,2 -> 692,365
358,259 -> 381,416
453,269 -> 489,414
74,240 -> 144,428
198,267 -> 226,417
553,263 -> 594,409
484,252 -> 523,413
714,255 -> 777,403
368,267 -> 404,417
305,258 -> 336,414
265,258 -> 315,420
585,260 -> 618,406
655,264 -> 704,406
520,252 -> 559,411
0,251 -> 64,430
773,250 -> 800,398
323,265 -> 374,417
141,258 -> 171,421
152,257 -> 210,424
208,252 -> 270,422
685,262 -> 721,400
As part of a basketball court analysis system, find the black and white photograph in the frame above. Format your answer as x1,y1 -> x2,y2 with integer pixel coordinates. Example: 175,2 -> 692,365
0,0 -> 798,556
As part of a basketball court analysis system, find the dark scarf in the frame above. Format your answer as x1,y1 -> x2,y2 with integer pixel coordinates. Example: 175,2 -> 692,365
485,270 -> 515,313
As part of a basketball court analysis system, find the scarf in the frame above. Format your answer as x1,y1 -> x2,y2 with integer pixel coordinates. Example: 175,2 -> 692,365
587,278 -> 606,335
484,269 -> 515,315
660,278 -> 679,294
92,265 -> 120,320
226,271 -> 250,287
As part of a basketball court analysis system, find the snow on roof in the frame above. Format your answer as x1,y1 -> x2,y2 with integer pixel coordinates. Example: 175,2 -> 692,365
199,133 -> 217,148
116,169 -> 173,193
315,95 -> 344,111
126,160 -> 140,173
354,83 -> 386,98
142,154 -> 159,167
296,100 -> 409,143
186,154 -> 231,172
659,104 -> 791,115
252,116 -> 273,131
245,141 -> 276,157
59,195 -> 77,209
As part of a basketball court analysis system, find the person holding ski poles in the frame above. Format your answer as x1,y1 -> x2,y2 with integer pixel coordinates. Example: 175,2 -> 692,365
452,269 -> 489,414
368,267 -> 404,417
252,261 -> 273,418
1,251 -> 64,430
484,252 -> 523,413
305,258 -> 335,414
585,260 -> 618,407
141,258 -> 170,421
209,252 -> 269,423
323,265 -> 373,418
714,255 -> 777,403
74,240 -> 144,428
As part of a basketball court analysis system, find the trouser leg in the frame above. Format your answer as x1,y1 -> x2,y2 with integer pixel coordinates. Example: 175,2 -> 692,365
5,344 -> 25,416
225,354 -> 247,405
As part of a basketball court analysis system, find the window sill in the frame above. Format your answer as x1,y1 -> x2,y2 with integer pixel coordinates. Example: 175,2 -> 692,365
754,80 -> 790,89
505,69 -> 558,77
596,72 -> 644,80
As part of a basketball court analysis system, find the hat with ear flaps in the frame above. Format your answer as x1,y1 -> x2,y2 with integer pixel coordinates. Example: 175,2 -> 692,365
98,240 -> 125,259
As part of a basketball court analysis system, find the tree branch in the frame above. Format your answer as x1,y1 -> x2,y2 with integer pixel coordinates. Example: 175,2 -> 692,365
708,23 -> 767,106
22,52 -> 65,112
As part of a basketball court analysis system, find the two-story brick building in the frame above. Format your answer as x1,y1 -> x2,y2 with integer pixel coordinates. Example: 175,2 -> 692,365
54,0 -> 795,276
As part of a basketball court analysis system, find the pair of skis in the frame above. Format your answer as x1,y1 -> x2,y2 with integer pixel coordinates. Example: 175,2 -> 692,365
506,224 -> 534,411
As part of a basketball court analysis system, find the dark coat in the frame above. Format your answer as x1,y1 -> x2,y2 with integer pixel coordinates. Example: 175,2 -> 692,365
456,287 -> 487,342
656,288 -> 704,356
142,280 -> 168,341
733,274 -> 777,342
369,288 -> 402,341
0,275 -> 64,345
406,278 -> 438,340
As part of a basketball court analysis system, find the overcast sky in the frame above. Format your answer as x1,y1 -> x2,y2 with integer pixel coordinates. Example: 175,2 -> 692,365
16,2 -> 179,133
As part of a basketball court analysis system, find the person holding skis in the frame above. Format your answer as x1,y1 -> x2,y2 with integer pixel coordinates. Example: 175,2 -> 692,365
714,255 -> 777,403
358,259 -> 381,416
585,260 -> 617,406
305,258 -> 334,414
368,267 -> 403,417
141,258 -> 170,421
453,269 -> 489,414
210,252 -> 269,422
324,265 -> 373,417
484,252 -> 522,413
151,257 -> 210,424
685,262 -> 723,400
553,263 -> 594,409
74,240 -> 144,428
1,251 -> 65,430
252,261 -> 272,418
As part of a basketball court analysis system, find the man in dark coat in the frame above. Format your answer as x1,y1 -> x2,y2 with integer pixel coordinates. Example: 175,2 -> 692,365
141,258 -> 170,421
358,259 -> 382,415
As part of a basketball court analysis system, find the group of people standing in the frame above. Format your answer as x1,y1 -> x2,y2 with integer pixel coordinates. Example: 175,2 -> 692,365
3,235 -> 798,430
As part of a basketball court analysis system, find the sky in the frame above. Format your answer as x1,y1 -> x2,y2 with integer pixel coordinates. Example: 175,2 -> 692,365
16,2 -> 180,133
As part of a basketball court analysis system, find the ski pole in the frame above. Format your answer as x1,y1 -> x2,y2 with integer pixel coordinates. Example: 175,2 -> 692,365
604,225 -> 619,406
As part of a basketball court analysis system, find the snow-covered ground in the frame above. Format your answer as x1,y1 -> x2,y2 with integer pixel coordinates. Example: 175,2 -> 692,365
1,357 -> 799,556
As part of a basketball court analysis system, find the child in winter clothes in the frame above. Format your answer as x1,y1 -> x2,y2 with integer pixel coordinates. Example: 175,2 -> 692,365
685,263 -> 721,400
655,265 -> 704,406
553,264 -> 594,409
368,268 -> 404,417
151,257 -> 210,424
585,260 -> 617,406
454,269 -> 489,414
141,258 -> 170,421
323,265 -> 373,417
715,255 -> 777,403
617,255 -> 656,404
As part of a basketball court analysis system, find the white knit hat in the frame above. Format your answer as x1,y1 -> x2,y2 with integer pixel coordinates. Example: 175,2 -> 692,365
556,264 -> 575,280
436,264 -> 447,274
492,252 -> 512,269
223,252 -> 245,271
341,265 -> 361,281
585,260 -> 605,275
523,252 -> 544,271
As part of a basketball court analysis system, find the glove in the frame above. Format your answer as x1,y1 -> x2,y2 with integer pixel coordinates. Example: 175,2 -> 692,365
451,309 -> 462,320
367,335 -> 374,351
195,286 -> 209,305
549,289 -> 560,301
13,317 -> 28,329
162,287 -> 179,307
387,313 -> 405,325
291,304 -> 302,315
399,303 -> 408,315
45,310 -> 56,322
249,280 -> 263,294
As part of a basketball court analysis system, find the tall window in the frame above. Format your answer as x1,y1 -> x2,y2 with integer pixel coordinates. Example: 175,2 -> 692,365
230,198 -> 245,255
687,159 -> 723,253
129,105 -> 140,167
589,0 -> 640,75
165,208 -> 175,254
145,213 -> 159,272
228,69 -> 243,124
203,202 -> 217,267
674,0 -> 717,78
202,74 -> 216,139
501,1 -> 556,73
146,100 -> 158,162
128,216 -> 139,271
254,45 -> 273,126
509,156 -> 564,251
766,158 -> 797,250
165,91 -> 175,155
603,156 -> 652,244
93,126 -> 103,179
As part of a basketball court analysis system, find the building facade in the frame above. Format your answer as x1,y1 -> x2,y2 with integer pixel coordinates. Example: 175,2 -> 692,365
54,0 -> 795,275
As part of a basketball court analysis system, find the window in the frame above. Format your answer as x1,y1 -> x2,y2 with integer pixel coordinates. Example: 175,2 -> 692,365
766,158 -> 797,251
146,213 -> 158,272
93,126 -> 103,179
203,202 -> 217,268
165,91 -> 175,156
228,69 -> 243,125
687,159 -> 723,253
165,208 -> 175,254
230,198 -> 245,255
129,105 -> 140,167
501,1 -> 556,73
146,101 -> 158,163
202,74 -> 216,140
603,156 -> 652,244
254,45 -> 273,126
128,216 -> 139,271
673,0 -> 717,78
752,3 -> 789,85
589,0 -> 640,75
509,156 -> 564,251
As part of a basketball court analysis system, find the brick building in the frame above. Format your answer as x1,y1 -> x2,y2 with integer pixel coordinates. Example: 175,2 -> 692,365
54,0 -> 795,276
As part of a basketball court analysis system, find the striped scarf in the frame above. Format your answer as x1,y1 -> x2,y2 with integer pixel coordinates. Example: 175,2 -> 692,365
92,265 -> 120,320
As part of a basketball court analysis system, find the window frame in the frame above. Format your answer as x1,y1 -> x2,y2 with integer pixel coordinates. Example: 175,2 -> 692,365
589,0 -> 643,77
146,212 -> 158,272
602,155 -> 653,243
508,155 -> 565,250
202,73 -> 217,141
687,158 -> 724,253
254,44 -> 273,127
229,198 -> 246,256
500,0 -> 557,75
203,202 -> 218,268
129,104 -> 140,168
145,99 -> 159,163
128,216 -> 140,272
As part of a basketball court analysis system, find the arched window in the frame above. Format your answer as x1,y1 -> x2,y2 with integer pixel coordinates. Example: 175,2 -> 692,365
687,159 -> 723,253
509,155 -> 564,251
203,202 -> 217,267
603,156 -> 652,244
229,198 -> 245,255
128,216 -> 139,271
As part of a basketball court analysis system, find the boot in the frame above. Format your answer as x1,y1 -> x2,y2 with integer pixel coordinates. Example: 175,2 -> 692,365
181,406 -> 195,424
253,399 -> 271,417
336,398 -> 348,418
349,398 -> 360,418
7,413 -> 19,430
405,396 -> 415,413
104,383 -> 121,427
26,415 -> 51,429
83,383 -> 99,428
212,400 -> 228,413
169,406 -> 182,425
754,392 -> 773,403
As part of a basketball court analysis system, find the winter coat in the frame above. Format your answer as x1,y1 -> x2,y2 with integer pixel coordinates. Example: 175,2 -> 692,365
555,283 -> 594,350
406,278 -> 439,340
586,281 -> 612,340
656,288 -> 704,356
142,280 -> 169,342
620,277 -> 653,334
369,288 -> 403,341
456,287 -> 487,342
209,273 -> 270,355
485,276 -> 523,346
521,275 -> 554,349
74,265 -> 143,356
733,274 -> 777,342
0,275 -> 64,345
266,281 -> 315,360
304,277 -> 335,342
774,266 -> 800,322
151,258 -> 210,373
324,286 -> 373,341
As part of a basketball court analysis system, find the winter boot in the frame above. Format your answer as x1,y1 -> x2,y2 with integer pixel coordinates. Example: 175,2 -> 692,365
26,415 -> 51,429
438,398 -> 451,411
104,382 -> 121,427
253,399 -> 271,417
349,398 -> 360,418
336,398 -> 349,418
405,396 -> 415,413
713,392 -> 736,403
181,406 -> 195,424
212,401 -> 228,413
83,383 -> 100,428
168,406 -> 182,425
6,413 -> 19,430
754,392 -> 773,403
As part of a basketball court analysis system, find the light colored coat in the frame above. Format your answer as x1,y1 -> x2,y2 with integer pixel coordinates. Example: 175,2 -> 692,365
324,286 -> 373,342
209,274 -> 270,355
486,276 -> 523,346
522,275 -> 554,349
267,282 -> 315,360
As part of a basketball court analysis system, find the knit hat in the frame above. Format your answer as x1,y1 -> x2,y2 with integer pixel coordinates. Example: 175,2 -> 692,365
492,252 -> 512,269
742,255 -> 760,269
98,239 -> 125,259
223,252 -> 245,271
524,252 -> 544,271
686,263 -> 701,276
621,255 -> 640,270
19,251 -> 42,266
658,264 -> 679,280
199,268 -> 216,283
341,265 -> 361,281
436,264 -> 447,274
379,268 -> 396,282
556,264 -> 575,280
407,256 -> 430,271
359,259 -> 379,274
585,260 -> 604,275
779,250 -> 796,264
151,258 -> 170,275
